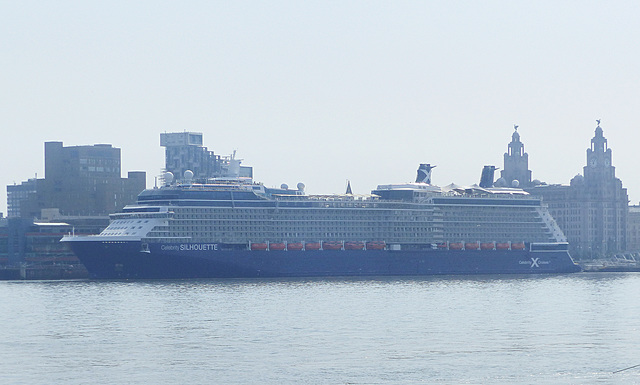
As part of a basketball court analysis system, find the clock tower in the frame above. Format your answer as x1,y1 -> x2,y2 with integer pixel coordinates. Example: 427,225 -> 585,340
584,120 -> 615,184
501,125 -> 532,187
526,119 -> 628,258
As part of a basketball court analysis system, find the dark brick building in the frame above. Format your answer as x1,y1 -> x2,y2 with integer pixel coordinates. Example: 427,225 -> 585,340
7,142 -> 145,218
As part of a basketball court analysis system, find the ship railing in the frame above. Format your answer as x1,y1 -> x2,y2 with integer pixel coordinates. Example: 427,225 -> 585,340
142,236 -> 192,243
280,194 -> 379,202
110,212 -> 174,220
437,191 -> 537,199
177,180 -> 255,190
372,192 -> 540,205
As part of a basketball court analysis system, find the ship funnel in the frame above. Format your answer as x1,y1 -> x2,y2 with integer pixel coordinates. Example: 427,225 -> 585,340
416,164 -> 436,184
479,165 -> 498,188
228,159 -> 241,177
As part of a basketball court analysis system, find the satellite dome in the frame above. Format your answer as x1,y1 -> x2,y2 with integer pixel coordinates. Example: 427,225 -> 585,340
281,183 -> 289,190
184,170 -> 194,181
494,177 -> 508,187
164,171 -> 174,185
296,182 -> 305,191
511,179 -> 520,188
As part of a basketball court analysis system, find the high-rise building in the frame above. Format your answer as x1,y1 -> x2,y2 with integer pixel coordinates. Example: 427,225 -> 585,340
526,122 -> 628,258
6,178 -> 38,218
6,142 -> 146,218
161,132 -> 220,180
160,132 -> 252,181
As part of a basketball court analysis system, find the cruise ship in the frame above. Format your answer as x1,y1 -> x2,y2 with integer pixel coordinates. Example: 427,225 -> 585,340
62,164 -> 580,278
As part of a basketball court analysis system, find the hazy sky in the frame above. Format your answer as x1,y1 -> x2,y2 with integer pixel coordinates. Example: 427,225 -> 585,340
3,1 -> 640,214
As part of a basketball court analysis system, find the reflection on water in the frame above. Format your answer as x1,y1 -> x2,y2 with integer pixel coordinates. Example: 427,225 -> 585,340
1,273 -> 640,384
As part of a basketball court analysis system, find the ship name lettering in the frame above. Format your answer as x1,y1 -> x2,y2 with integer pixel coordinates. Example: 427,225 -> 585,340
179,243 -> 218,251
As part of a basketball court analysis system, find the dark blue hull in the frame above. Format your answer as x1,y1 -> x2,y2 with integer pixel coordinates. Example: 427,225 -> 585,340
68,241 -> 581,279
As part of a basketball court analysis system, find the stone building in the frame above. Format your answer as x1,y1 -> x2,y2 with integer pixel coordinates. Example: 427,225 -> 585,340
499,125 -> 532,188
627,205 -> 640,253
525,122 -> 628,258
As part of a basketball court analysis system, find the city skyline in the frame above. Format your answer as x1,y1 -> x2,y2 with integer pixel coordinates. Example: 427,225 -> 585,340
3,1 -> 640,213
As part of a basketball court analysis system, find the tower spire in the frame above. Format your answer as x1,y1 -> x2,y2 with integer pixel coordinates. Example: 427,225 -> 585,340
501,125 -> 531,187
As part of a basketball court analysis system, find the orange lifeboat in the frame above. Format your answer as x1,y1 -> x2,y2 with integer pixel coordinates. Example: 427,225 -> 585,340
322,241 -> 343,250
366,241 -> 386,250
480,242 -> 495,250
287,242 -> 304,251
465,242 -> 479,250
344,241 -> 365,250
449,242 -> 464,250
436,242 -> 448,249
496,242 -> 510,250
511,242 -> 526,250
269,242 -> 286,251
305,242 -> 321,250
250,242 -> 268,251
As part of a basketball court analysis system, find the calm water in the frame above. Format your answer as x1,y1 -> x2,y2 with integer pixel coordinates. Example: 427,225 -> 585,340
1,273 -> 640,384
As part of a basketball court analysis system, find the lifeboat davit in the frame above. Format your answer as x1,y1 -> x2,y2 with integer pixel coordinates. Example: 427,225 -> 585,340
287,242 -> 304,251
480,242 -> 495,250
344,241 -> 365,250
448,242 -> 464,250
496,242 -> 510,250
305,242 -> 321,250
250,242 -> 268,251
465,242 -> 479,250
366,241 -> 386,250
322,241 -> 343,250
511,242 -> 526,250
269,242 -> 286,251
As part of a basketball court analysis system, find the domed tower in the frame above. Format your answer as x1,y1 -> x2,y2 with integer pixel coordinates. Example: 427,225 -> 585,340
579,120 -> 627,256
501,125 -> 532,188
584,120 -> 615,185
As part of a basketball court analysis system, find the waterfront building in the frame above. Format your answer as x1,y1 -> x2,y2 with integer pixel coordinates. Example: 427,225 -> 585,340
525,122 -> 628,258
499,125 -> 532,188
161,132 -> 252,181
0,217 -> 10,266
7,142 -> 146,218
0,216 -> 105,277
6,178 -> 38,218
627,205 -> 640,252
